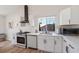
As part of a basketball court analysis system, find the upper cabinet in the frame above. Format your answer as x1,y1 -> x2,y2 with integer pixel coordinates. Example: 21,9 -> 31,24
60,6 -> 79,25
60,8 -> 71,25
70,6 -> 79,24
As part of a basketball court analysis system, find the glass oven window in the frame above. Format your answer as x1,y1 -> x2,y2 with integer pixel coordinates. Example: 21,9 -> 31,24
17,37 -> 25,44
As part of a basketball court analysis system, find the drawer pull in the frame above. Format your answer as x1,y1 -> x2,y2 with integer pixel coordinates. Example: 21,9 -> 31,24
66,46 -> 69,53
44,39 -> 47,44
64,40 -> 67,42
69,44 -> 74,49
54,40 -> 56,45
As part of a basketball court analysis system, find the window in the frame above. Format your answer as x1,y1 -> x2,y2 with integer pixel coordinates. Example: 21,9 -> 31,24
39,16 -> 56,31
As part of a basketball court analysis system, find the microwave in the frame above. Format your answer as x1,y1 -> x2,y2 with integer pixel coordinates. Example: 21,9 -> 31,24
59,28 -> 79,35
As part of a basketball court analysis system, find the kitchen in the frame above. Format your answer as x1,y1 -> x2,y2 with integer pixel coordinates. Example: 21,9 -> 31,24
0,5 -> 79,53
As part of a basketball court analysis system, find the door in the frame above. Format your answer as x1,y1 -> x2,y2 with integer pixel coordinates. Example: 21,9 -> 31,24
27,35 -> 37,48
60,8 -> 71,25
45,36 -> 54,52
54,37 -> 63,53
17,37 -> 25,44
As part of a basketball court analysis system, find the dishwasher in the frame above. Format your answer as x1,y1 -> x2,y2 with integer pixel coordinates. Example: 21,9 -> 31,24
27,35 -> 37,49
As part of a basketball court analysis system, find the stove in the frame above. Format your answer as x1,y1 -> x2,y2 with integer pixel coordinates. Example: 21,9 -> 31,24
16,32 -> 30,48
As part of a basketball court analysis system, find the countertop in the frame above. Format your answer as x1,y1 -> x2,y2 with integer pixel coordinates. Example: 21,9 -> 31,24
27,32 -> 63,37
27,33 -> 40,36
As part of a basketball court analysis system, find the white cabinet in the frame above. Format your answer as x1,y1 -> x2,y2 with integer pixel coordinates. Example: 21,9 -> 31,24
44,37 -> 54,52
54,37 -> 63,53
60,8 -> 71,25
70,6 -> 79,24
63,40 -> 76,53
27,35 -> 37,48
37,35 -> 45,50
60,6 -> 79,25
63,40 -> 68,53
38,35 -> 63,53
38,35 -> 54,52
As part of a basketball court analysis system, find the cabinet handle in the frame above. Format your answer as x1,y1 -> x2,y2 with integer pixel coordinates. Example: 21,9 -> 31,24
69,44 -> 74,49
44,39 -> 47,44
66,46 -> 69,53
54,40 -> 56,45
69,19 -> 70,24
64,40 -> 67,42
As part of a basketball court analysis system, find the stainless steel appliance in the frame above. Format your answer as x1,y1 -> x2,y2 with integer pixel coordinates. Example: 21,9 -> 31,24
16,32 -> 30,48
59,27 -> 79,35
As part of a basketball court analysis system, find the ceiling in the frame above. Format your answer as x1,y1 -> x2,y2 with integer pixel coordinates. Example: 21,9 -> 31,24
0,5 -> 71,16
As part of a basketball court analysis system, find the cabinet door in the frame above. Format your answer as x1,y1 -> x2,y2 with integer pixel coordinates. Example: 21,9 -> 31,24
71,6 -> 79,24
45,36 -> 54,52
60,8 -> 71,25
63,40 -> 77,53
54,37 -> 63,53
27,35 -> 37,48
37,35 -> 45,50
68,44 -> 76,53
63,40 -> 68,53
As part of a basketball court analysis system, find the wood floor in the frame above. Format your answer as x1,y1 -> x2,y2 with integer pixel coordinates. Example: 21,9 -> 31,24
0,40 -> 44,53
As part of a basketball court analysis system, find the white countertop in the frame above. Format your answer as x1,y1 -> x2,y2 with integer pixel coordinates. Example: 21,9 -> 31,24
27,32 -> 63,37
27,32 -> 39,36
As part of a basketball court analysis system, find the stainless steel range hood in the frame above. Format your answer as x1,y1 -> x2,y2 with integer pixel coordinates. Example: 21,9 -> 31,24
20,5 -> 29,23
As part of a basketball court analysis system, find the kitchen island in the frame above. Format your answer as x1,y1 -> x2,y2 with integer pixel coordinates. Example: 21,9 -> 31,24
27,33 -> 79,53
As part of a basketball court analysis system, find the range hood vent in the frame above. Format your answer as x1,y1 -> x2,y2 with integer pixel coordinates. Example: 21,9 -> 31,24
20,5 -> 29,23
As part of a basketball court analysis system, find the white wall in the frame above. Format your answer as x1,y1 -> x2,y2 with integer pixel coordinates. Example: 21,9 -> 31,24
6,5 -> 33,44
0,15 -> 6,34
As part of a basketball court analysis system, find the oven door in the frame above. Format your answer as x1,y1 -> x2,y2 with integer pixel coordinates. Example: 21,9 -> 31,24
17,36 -> 25,44
16,36 -> 26,48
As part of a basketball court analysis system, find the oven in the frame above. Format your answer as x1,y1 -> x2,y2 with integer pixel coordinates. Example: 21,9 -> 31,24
59,27 -> 79,35
16,32 -> 30,48
17,34 -> 26,48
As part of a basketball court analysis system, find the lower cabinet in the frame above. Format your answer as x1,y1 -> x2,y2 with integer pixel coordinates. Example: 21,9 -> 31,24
37,35 -> 45,50
44,37 -> 54,52
63,40 -> 76,53
37,35 -> 63,53
54,37 -> 63,53
38,35 -> 54,52
27,35 -> 37,48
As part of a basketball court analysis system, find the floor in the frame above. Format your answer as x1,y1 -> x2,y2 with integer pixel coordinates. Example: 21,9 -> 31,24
0,40 -> 45,53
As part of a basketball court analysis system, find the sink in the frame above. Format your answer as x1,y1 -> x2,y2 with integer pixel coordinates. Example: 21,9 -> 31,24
39,33 -> 53,36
